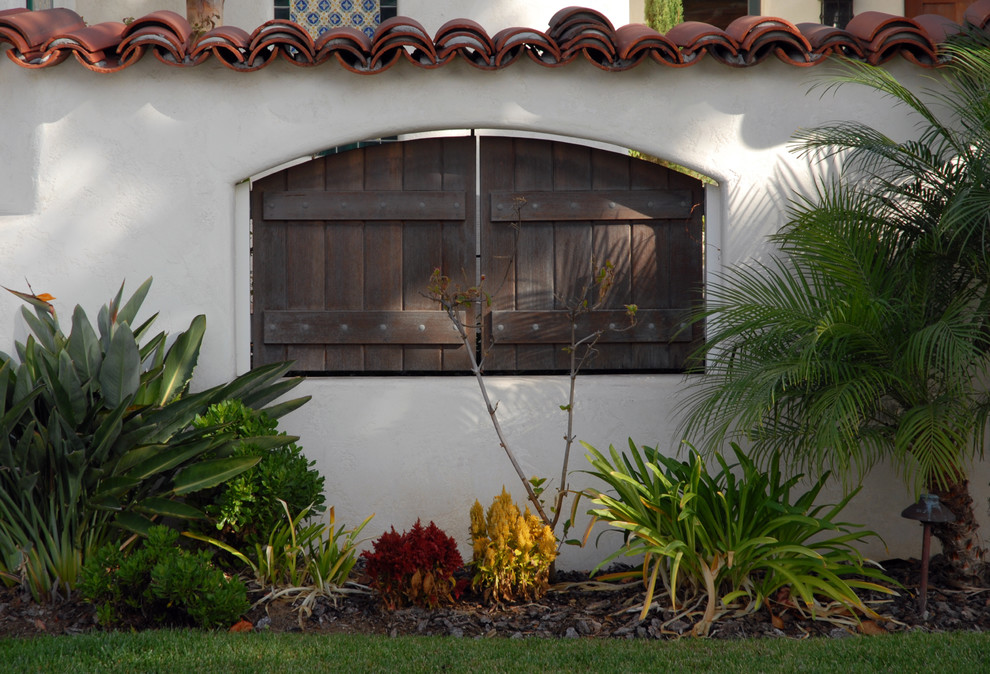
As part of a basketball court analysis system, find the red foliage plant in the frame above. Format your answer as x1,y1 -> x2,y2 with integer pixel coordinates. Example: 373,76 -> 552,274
361,520 -> 465,610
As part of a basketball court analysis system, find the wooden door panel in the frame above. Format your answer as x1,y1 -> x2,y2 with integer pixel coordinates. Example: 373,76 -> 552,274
905,0 -> 968,22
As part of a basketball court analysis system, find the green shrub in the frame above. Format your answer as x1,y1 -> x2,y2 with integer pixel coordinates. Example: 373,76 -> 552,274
584,439 -> 896,636
79,526 -> 249,629
187,501 -> 372,622
469,487 -> 557,603
0,279 -> 308,601
188,399 -> 325,546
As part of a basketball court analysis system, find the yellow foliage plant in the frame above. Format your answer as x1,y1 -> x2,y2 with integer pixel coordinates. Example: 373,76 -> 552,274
469,487 -> 558,603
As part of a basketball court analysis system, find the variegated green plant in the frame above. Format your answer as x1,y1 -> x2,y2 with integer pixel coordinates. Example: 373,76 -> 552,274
0,279 -> 308,601
187,500 -> 372,624
584,439 -> 896,636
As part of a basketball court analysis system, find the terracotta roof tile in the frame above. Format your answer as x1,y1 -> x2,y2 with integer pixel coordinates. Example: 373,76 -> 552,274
434,19 -> 495,68
493,27 -> 559,67
796,22 -> 866,60
665,21 -> 738,65
725,16 -> 816,66
965,0 -> 990,28
1,3 -> 987,74
613,23 -> 682,67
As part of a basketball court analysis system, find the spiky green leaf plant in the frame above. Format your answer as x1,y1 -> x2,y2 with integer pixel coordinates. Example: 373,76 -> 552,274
584,439 -> 893,636
0,279 -> 308,600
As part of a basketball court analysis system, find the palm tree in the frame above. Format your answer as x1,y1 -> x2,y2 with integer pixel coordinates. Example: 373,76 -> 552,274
678,34 -> 990,581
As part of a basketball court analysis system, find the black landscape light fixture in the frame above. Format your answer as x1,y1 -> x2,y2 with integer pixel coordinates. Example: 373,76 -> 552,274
821,0 -> 854,29
900,494 -> 955,618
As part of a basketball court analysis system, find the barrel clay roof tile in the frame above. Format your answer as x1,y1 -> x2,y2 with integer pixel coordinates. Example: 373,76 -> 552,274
1,2 -> 989,74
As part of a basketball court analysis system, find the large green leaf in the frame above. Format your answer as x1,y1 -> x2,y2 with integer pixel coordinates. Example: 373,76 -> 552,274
119,438 -> 215,482
152,314 -> 206,405
53,351 -> 87,427
98,326 -> 141,409
18,306 -> 57,352
113,511 -> 154,537
170,456 -> 261,496
115,277 -> 153,328
89,475 -> 141,501
66,305 -> 102,387
132,497 -> 205,521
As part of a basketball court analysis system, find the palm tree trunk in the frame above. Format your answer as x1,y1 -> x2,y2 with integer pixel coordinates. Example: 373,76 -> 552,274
930,476 -> 984,582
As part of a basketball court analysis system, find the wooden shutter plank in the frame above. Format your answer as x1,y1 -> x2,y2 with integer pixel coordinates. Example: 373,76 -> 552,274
490,190 -> 693,221
481,137 -> 520,371
401,138 -> 445,370
489,310 -> 689,344
264,310 -> 466,345
324,147 -> 366,371
363,143 -> 405,371
265,190 -> 466,221
551,142 -> 593,370
441,137 -> 476,372
590,149 -> 633,369
669,171 -> 705,368
252,172 -> 288,366
514,139 -> 556,370
284,160 -> 328,371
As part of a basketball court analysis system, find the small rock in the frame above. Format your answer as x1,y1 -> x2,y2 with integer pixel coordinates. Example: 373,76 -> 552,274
829,627 -> 853,639
449,627 -> 464,638
510,631 -> 523,639
255,616 -> 271,631
564,627 -> 580,639
576,619 -> 601,635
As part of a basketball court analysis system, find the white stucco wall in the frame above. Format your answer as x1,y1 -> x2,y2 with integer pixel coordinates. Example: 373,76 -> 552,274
0,50 -> 984,569
64,1 -> 272,28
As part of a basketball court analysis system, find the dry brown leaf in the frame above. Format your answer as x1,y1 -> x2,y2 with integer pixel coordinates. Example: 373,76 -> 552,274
858,620 -> 887,636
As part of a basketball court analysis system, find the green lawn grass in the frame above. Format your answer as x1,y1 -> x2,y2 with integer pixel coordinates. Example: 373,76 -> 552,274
2,630 -> 989,673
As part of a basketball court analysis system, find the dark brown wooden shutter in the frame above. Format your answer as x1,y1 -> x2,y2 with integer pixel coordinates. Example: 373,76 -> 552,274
252,137 -> 476,372
479,137 -> 703,372
251,135 -> 704,374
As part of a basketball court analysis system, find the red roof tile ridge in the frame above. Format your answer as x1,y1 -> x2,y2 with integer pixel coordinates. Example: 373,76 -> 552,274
1,4 -> 987,73
42,21 -> 128,70
796,22 -> 866,60
434,18 -> 495,68
373,17 -> 438,70
724,15 -> 816,66
0,7 -> 84,62
492,26 -> 559,67
614,23 -> 683,67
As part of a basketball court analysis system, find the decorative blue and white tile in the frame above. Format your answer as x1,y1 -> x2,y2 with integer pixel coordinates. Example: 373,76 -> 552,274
290,0 -> 381,39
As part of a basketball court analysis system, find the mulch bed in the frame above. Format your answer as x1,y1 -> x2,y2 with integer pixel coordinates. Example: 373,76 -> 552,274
2,557 -> 989,640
